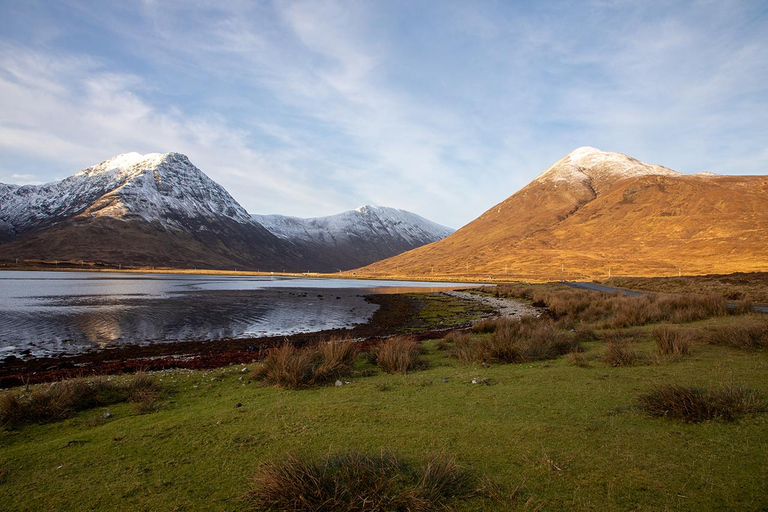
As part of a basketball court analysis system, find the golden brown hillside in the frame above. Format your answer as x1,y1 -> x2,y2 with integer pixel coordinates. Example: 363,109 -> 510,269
355,147 -> 768,281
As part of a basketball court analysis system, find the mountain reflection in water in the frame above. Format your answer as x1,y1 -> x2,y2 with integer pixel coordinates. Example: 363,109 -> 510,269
0,272 -> 479,358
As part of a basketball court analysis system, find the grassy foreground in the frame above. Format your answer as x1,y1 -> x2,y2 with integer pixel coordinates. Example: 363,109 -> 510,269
2,335 -> 767,510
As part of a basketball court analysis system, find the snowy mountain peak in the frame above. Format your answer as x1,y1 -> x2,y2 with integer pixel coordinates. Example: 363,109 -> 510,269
0,151 -> 252,237
535,147 -> 680,188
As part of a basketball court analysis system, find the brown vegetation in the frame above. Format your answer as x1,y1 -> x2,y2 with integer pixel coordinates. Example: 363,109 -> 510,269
0,373 -> 159,427
638,384 -> 767,422
448,316 -> 578,364
355,150 -> 768,280
369,336 -> 426,374
608,272 -> 768,304
245,450 -> 477,511
705,317 -> 768,349
652,326 -> 692,358
253,338 -> 358,389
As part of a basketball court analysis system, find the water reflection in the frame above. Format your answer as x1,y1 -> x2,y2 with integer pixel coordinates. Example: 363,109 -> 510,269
0,271 -> 482,358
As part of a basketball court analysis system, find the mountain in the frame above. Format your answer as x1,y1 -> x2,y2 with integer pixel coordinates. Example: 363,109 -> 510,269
0,152 -> 299,270
253,206 -> 454,271
356,147 -> 768,280
0,153 -> 452,271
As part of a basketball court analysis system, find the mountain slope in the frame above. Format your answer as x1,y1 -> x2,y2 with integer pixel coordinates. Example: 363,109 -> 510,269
253,205 -> 454,271
357,147 -> 768,279
0,153 -> 453,271
0,152 -> 300,270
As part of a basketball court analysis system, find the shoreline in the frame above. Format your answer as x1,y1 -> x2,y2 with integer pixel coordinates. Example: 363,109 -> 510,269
0,292 -> 497,388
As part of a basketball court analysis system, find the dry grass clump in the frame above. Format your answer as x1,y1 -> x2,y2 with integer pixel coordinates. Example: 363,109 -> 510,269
245,450 -> 477,512
706,317 -> 768,349
602,341 -> 638,367
531,289 -> 729,329
254,338 -> 358,389
566,350 -> 589,367
0,373 -> 159,427
638,384 -> 767,422
471,318 -> 499,334
449,316 -> 578,365
369,336 -> 426,374
652,326 -> 692,358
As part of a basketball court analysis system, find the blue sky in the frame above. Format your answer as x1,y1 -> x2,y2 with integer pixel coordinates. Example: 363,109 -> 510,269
1,0 -> 766,228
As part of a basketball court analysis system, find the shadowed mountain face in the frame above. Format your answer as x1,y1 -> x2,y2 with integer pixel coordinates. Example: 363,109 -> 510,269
357,147 -> 768,280
0,153 -> 452,271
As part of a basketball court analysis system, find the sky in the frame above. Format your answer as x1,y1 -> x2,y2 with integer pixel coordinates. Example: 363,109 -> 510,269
1,0 -> 766,228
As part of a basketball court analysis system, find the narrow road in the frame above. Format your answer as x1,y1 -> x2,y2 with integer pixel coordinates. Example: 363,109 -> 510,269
565,281 -> 768,313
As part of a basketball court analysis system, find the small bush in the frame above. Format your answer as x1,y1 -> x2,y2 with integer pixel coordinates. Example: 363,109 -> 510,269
603,341 -> 637,367
0,374 -> 159,427
370,336 -> 426,374
245,450 -> 477,512
471,318 -> 499,334
638,384 -> 767,422
450,317 -> 577,365
652,326 -> 692,358
254,339 -> 358,389
567,350 -> 589,367
706,317 -> 768,349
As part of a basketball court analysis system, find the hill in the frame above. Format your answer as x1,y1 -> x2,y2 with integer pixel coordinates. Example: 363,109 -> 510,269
0,153 -> 451,271
356,147 -> 768,280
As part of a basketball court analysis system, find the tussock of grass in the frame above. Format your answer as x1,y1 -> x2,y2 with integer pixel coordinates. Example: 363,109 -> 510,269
706,317 -> 768,349
0,374 -> 159,427
495,286 -> 730,329
253,338 -> 358,389
566,350 -> 589,367
370,336 -> 427,374
602,341 -> 638,367
471,318 -> 499,334
652,326 -> 692,358
245,450 -> 477,512
449,316 -> 578,364
638,384 -> 767,422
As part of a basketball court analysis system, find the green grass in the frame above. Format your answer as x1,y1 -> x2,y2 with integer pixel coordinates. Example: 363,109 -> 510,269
2,320 -> 767,511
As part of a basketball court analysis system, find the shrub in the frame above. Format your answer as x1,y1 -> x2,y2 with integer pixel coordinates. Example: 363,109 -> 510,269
0,374 -> 159,427
567,350 -> 589,367
245,450 -> 476,512
652,326 -> 692,358
471,318 -> 498,334
450,317 -> 577,365
706,317 -> 768,349
638,384 -> 767,422
602,341 -> 637,367
254,339 -> 358,389
370,336 -> 426,374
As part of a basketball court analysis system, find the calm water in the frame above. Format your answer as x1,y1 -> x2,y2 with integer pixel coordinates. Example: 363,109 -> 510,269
0,271 -> 478,358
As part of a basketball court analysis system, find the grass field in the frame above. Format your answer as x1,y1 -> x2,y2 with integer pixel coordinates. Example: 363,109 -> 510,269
2,307 -> 767,511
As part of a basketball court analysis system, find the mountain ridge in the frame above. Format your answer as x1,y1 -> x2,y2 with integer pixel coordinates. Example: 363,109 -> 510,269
0,152 -> 452,271
356,147 -> 768,279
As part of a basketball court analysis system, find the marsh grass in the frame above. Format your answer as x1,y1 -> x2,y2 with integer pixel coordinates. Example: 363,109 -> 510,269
370,336 -> 427,374
448,316 -> 578,364
652,326 -> 692,359
638,384 -> 767,422
253,338 -> 358,389
706,316 -> 768,349
602,341 -> 638,367
0,373 -> 159,427
496,287 -> 730,329
245,450 -> 478,512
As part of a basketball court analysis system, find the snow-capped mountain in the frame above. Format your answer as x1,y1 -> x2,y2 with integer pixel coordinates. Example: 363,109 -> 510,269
253,206 -> 454,271
0,153 -> 452,271
0,152 -> 252,240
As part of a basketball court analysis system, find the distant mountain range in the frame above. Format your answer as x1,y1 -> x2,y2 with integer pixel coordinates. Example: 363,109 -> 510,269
358,147 -> 768,279
0,152 -> 453,271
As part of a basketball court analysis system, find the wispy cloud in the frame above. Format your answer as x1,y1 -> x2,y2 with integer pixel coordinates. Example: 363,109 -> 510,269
0,0 -> 766,227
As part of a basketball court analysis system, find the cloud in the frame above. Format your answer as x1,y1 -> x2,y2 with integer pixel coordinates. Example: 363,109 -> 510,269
0,0 -> 766,228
